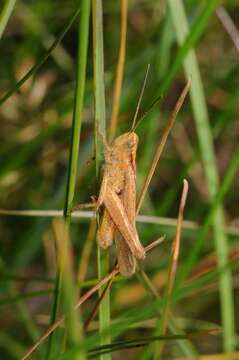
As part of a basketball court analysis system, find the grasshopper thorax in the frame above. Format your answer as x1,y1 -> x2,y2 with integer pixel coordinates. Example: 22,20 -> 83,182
104,132 -> 138,189
111,132 -> 138,154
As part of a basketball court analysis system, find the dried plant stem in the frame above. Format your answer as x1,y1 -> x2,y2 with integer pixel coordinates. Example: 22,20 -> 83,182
154,180 -> 188,359
108,0 -> 128,140
21,238 -> 163,360
1,208 -> 239,236
21,267 -> 118,360
84,277 -> 114,332
136,78 -> 191,214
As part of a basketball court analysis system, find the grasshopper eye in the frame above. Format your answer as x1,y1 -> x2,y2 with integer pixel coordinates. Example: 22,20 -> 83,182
127,139 -> 135,149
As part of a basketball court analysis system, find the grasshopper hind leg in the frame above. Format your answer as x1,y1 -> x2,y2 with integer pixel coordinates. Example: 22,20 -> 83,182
115,233 -> 136,277
97,209 -> 115,249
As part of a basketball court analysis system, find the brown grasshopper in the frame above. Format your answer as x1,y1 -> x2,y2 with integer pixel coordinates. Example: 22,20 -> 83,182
96,67 -> 153,276
97,130 -> 142,276
95,74 -> 191,277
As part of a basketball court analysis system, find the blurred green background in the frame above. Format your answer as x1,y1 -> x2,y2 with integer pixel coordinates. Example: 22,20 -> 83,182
0,0 -> 239,359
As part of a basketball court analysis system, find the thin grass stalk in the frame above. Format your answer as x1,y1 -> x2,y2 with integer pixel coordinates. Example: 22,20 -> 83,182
47,1 -> 90,358
168,0 -> 235,352
153,180 -> 188,359
136,78 -> 191,214
108,0 -> 128,141
20,267 -> 119,360
20,239 -> 164,360
1,209 -> 239,236
92,1 -> 111,359
0,0 -> 16,39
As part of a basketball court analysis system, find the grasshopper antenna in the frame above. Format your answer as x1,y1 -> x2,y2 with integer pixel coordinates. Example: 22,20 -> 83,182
131,63 -> 150,131
131,93 -> 162,132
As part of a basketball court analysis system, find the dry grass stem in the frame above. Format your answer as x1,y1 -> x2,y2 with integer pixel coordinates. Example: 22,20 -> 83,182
84,276 -> 114,331
136,78 -> 191,214
168,179 -> 189,294
154,180 -> 189,358
108,0 -> 128,140
1,209 -> 239,235
21,237 -> 164,359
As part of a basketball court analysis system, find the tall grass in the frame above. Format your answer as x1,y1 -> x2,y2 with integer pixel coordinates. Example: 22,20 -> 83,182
168,0 -> 235,351
47,1 -> 90,358
92,1 -> 111,359
0,1 -> 238,359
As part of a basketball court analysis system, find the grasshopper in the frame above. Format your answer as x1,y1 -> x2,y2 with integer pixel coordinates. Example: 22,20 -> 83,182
96,67 -> 153,276
97,130 -> 142,276
95,73 -> 191,277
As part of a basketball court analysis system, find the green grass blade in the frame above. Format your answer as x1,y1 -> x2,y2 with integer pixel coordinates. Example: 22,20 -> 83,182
64,0 -> 91,215
47,2 -> 90,359
156,0 -> 219,97
92,1 -> 110,360
0,0 -> 16,39
0,4 -> 81,106
168,0 -> 236,352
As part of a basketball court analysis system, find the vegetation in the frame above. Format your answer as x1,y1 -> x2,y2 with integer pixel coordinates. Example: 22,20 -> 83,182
0,1 -> 239,359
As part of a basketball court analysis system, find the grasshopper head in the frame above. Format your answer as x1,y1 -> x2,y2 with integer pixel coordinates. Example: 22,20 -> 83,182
105,132 -> 138,168
113,132 -> 138,152
110,132 -> 138,169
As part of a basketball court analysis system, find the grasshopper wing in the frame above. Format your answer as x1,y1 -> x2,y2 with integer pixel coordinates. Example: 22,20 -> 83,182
104,187 -> 145,260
